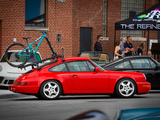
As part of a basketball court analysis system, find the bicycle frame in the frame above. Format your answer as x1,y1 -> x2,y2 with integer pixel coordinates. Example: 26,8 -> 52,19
17,32 -> 55,58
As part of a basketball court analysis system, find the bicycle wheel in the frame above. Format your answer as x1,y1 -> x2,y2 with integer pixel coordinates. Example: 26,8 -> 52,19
4,43 -> 29,67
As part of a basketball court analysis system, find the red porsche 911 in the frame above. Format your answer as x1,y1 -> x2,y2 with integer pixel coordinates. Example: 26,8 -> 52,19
9,57 -> 151,100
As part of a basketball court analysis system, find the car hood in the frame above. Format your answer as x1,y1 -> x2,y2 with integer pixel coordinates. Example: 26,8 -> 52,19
0,62 -> 31,74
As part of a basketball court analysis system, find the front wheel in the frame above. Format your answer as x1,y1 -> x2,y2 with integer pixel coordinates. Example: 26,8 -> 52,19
4,43 -> 29,67
39,80 -> 62,100
115,79 -> 136,98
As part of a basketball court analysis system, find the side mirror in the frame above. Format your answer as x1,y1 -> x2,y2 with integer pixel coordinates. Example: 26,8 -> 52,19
155,65 -> 160,70
95,67 -> 100,72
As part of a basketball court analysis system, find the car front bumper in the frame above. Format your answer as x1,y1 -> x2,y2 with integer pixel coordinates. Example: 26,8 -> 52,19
136,82 -> 151,94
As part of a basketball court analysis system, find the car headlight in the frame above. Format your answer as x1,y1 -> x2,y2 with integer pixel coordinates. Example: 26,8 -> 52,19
0,65 -> 2,72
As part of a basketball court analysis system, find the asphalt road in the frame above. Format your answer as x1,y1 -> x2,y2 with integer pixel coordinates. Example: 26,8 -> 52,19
0,89 -> 160,120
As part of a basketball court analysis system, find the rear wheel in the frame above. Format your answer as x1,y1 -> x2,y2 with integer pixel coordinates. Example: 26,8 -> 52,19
115,79 -> 136,98
4,43 -> 29,67
39,80 -> 62,100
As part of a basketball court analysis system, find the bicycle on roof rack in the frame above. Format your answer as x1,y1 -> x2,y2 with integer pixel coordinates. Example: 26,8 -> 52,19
4,31 -> 63,68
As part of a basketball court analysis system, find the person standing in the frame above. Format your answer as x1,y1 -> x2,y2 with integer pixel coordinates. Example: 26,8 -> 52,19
114,40 -> 123,60
137,42 -> 144,56
124,36 -> 134,56
120,37 -> 126,52
120,37 -> 127,56
94,35 -> 103,51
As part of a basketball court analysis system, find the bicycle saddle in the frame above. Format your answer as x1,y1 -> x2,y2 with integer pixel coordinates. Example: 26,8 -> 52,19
23,37 -> 31,40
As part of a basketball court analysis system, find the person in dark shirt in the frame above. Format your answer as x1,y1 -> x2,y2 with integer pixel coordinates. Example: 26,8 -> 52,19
124,36 -> 134,56
94,35 -> 103,51
137,42 -> 144,56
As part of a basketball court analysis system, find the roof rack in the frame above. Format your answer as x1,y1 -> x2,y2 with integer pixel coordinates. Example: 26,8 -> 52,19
18,54 -> 65,70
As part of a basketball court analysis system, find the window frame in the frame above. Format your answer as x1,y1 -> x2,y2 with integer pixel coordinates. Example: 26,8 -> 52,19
25,0 -> 48,31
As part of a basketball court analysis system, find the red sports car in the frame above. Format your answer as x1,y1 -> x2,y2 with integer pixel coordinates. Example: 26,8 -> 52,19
9,57 -> 151,100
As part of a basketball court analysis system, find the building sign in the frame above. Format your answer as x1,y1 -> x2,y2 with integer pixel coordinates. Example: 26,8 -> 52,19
120,24 -> 160,30
115,3 -> 160,30
25,0 -> 46,27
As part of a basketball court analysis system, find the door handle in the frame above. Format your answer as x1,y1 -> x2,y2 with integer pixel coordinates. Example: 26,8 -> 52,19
71,74 -> 78,77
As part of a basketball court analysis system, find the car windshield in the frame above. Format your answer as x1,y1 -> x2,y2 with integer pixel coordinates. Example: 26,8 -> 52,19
152,58 -> 160,65
1,52 -> 41,62
79,52 -> 113,66
90,59 -> 105,71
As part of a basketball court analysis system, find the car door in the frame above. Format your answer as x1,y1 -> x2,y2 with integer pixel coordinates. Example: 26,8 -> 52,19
130,58 -> 160,89
66,60 -> 109,91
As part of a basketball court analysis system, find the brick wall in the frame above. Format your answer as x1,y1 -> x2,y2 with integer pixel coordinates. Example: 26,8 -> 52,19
107,0 -> 121,55
72,0 -> 103,56
0,0 -> 73,59
0,0 -> 26,58
47,0 -> 72,57
0,0 -> 159,59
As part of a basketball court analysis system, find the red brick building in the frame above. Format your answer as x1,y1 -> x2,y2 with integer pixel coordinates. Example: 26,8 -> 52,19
0,0 -> 159,59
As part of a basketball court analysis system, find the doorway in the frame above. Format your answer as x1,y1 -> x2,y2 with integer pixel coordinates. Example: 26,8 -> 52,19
80,27 -> 92,52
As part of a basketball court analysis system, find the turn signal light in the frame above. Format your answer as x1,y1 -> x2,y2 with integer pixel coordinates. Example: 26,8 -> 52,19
13,81 -> 28,85
143,84 -> 151,88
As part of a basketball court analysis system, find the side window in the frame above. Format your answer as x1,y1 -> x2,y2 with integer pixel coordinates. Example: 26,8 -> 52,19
148,59 -> 156,68
25,0 -> 46,27
86,61 -> 95,71
130,59 -> 152,69
115,61 -> 132,69
67,61 -> 90,72
49,63 -> 68,72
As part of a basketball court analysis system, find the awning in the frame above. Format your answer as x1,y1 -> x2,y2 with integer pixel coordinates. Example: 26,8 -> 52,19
115,2 -> 160,30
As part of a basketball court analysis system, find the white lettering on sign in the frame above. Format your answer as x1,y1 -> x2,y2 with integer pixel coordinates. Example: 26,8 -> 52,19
137,24 -> 160,29
121,24 -> 134,29
120,24 -> 160,30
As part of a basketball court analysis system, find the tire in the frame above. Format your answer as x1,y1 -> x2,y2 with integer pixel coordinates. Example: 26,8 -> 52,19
4,43 -> 29,67
39,80 -> 62,100
115,78 -> 136,98
35,94 -> 43,100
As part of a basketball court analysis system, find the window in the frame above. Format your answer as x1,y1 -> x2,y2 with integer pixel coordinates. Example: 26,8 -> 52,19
115,61 -> 132,69
1,52 -> 41,62
49,63 -> 68,72
121,0 -> 145,37
25,0 -> 46,27
130,59 -> 153,69
103,0 -> 107,37
86,61 -> 95,71
149,59 -> 156,68
66,61 -> 90,72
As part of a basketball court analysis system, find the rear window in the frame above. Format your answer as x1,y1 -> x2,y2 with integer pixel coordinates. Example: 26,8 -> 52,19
1,52 -> 41,62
